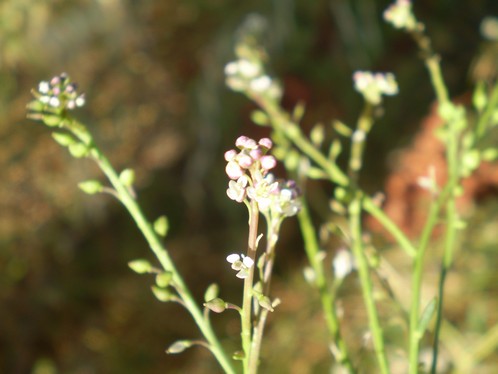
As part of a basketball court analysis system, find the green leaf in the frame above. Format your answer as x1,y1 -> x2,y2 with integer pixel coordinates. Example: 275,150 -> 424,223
78,180 -> 103,195
328,139 -> 342,160
153,215 -> 169,237
151,286 -> 174,302
310,123 -> 325,147
333,120 -> 352,137
68,143 -> 88,158
473,81 -> 487,112
128,259 -> 153,274
307,167 -> 327,180
52,132 -> 77,147
283,149 -> 300,171
417,297 -> 437,338
43,114 -> 63,127
250,110 -> 269,126
119,168 -> 135,187
292,101 -> 306,123
204,283 -> 219,302
155,272 -> 173,288
26,100 -> 45,112
482,148 -> 498,161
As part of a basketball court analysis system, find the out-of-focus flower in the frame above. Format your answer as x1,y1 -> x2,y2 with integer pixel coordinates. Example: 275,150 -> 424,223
383,0 -> 419,31
333,248 -> 355,280
225,58 -> 282,100
353,71 -> 398,105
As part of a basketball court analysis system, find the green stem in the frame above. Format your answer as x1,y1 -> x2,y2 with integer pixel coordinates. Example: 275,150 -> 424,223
298,201 -> 356,372
407,24 -> 462,374
248,222 -> 279,374
242,200 -> 260,373
348,104 -> 373,182
408,197 -> 440,374
67,122 -> 235,374
475,80 -> 498,139
256,98 -> 416,259
349,195 -> 389,374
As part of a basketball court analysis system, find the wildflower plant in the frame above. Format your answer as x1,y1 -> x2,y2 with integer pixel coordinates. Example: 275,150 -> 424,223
24,1 -> 498,373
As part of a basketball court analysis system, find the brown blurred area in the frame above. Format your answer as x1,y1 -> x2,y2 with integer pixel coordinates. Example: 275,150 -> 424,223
1,0 -> 498,373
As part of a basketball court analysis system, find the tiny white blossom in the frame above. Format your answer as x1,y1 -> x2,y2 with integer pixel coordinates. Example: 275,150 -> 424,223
38,81 -> 50,94
353,71 -> 398,105
75,95 -> 85,107
250,75 -> 272,92
226,253 -> 254,279
226,253 -> 241,263
237,59 -> 261,78
224,61 -> 239,76
333,248 -> 355,280
48,96 -> 60,107
383,0 -> 418,31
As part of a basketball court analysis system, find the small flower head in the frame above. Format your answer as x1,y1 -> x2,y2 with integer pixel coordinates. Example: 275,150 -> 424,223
225,136 -> 301,220
225,136 -> 275,198
226,253 -> 254,279
353,71 -> 398,105
225,58 -> 282,100
31,73 -> 86,112
383,0 -> 419,31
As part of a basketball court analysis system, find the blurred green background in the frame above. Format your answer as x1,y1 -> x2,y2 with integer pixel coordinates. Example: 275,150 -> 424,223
1,0 -> 497,373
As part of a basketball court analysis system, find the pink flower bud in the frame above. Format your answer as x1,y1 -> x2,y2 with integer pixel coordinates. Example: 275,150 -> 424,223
258,138 -> 273,149
224,149 -> 237,162
235,135 -> 257,149
238,154 -> 253,168
249,148 -> 263,160
260,155 -> 277,171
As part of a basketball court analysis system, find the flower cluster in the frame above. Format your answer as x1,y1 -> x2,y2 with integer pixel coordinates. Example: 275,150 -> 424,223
225,135 -> 301,218
383,0 -> 419,31
353,71 -> 398,105
33,73 -> 85,111
224,59 -> 281,100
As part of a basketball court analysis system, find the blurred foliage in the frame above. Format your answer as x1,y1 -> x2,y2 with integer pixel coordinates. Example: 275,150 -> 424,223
1,0 -> 497,372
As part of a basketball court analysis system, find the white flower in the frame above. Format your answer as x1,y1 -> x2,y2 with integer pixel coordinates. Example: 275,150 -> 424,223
333,248 -> 355,280
226,176 -> 249,203
48,96 -> 61,107
353,71 -> 398,105
383,0 -> 418,31
226,253 -> 254,279
250,75 -> 272,92
38,81 -> 50,94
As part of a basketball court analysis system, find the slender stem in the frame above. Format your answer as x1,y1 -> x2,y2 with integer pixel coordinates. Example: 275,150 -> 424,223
349,195 -> 389,374
298,201 -> 356,372
242,200 -> 260,373
406,24 -> 463,374
249,308 -> 270,374
475,81 -> 498,138
255,97 -> 416,259
363,199 -> 416,258
430,264 -> 447,374
348,104 -> 373,182
408,198 -> 440,374
248,222 -> 279,374
65,123 -> 235,374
